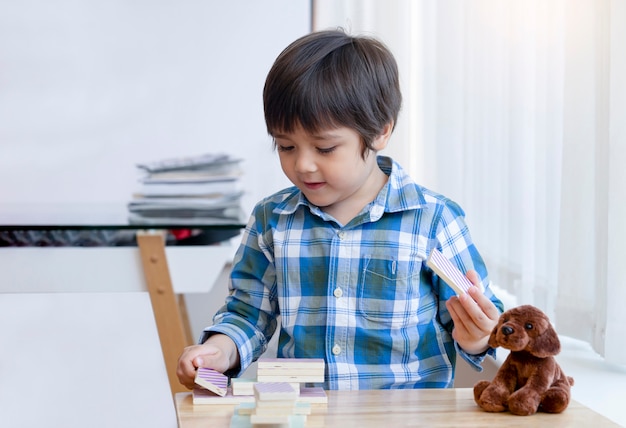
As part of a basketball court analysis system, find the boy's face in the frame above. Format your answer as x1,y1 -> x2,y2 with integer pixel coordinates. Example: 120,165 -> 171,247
274,124 -> 390,223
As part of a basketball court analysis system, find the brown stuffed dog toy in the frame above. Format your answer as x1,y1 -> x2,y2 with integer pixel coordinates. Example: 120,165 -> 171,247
474,305 -> 575,416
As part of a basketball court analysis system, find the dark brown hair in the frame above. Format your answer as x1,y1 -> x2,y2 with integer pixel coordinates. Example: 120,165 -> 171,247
263,29 -> 402,156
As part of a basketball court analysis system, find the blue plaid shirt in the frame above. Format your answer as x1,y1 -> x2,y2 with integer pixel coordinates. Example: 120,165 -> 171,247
204,156 -> 503,389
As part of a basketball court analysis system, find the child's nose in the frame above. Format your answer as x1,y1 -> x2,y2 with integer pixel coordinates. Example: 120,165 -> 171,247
295,152 -> 317,173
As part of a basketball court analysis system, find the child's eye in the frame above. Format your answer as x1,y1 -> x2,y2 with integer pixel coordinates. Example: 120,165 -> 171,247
277,145 -> 294,152
317,146 -> 336,154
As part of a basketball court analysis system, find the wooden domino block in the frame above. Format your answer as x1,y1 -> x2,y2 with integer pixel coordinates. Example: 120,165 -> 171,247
231,378 -> 256,396
253,382 -> 298,401
293,402 -> 312,415
231,414 -> 307,428
426,248 -> 475,295
298,386 -> 328,404
256,357 -> 325,383
255,374 -> 325,383
194,367 -> 228,397
234,401 -> 311,416
256,358 -> 325,370
231,381 -> 312,427
249,414 -> 290,425
192,387 -> 255,405
233,402 -> 256,415
253,404 -> 297,416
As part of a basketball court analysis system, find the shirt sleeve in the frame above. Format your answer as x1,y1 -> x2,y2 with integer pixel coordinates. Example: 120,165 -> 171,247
200,202 -> 279,377
454,341 -> 497,370
430,198 -> 504,371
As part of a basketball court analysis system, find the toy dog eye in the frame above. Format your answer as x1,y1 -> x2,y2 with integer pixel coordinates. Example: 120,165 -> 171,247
524,323 -> 533,330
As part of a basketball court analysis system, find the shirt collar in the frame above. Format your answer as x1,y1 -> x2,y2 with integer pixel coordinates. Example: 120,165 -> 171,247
273,156 -> 427,221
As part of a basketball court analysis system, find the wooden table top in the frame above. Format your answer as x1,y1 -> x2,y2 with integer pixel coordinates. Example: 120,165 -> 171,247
175,387 -> 619,427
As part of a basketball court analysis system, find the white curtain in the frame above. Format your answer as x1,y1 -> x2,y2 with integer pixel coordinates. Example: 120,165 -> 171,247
313,0 -> 626,365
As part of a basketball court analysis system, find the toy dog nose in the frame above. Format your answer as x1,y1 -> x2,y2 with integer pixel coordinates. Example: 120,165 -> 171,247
502,326 -> 514,336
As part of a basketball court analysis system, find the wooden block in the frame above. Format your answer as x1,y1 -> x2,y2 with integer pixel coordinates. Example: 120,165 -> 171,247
256,374 -> 325,383
232,378 -> 301,396
253,404 -> 296,416
257,367 -> 324,376
229,414 -> 254,428
231,378 -> 256,396
254,398 -> 298,409
231,413 -> 307,428
192,387 -> 255,405
194,367 -> 228,396
234,402 -> 310,416
256,358 -> 325,385
257,358 -> 325,370
293,402 -> 312,415
253,382 -> 298,401
426,248 -> 476,295
297,387 -> 328,404
249,414 -> 290,425
233,402 -> 256,416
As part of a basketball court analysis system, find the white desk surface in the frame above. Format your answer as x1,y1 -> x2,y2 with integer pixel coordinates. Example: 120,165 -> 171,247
0,292 -> 176,428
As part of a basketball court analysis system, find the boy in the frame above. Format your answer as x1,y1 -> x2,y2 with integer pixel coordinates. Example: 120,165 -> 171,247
177,30 -> 503,390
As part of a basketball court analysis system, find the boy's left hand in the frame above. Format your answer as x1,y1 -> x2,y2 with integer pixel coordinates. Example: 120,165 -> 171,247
445,270 -> 501,355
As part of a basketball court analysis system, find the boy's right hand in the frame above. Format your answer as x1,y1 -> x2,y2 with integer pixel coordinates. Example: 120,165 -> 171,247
176,334 -> 239,389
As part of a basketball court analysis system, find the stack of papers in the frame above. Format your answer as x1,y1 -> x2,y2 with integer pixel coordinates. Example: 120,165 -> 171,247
127,153 -> 245,225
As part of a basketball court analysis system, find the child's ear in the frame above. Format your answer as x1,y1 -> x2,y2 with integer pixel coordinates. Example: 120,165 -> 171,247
372,121 -> 394,151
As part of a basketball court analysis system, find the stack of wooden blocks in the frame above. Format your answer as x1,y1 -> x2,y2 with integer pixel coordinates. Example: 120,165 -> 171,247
192,358 -> 327,427
256,358 -> 325,384
238,382 -> 308,427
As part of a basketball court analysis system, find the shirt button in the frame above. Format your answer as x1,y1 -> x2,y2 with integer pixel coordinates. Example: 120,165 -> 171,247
332,344 -> 342,355
333,288 -> 343,298
337,231 -> 346,240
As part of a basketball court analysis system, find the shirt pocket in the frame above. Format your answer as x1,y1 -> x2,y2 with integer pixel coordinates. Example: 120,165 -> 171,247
357,256 -> 421,329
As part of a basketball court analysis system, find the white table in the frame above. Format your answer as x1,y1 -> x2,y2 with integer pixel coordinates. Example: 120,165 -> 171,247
0,292 -> 175,428
0,204 -> 243,427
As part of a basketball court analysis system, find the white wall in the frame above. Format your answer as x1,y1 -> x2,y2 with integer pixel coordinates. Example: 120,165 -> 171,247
0,0 -> 310,215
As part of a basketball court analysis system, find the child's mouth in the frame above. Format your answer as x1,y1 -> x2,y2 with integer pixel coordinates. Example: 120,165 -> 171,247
304,182 -> 325,190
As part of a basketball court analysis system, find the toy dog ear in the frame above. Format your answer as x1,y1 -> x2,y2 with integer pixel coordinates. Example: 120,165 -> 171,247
530,323 -> 561,357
